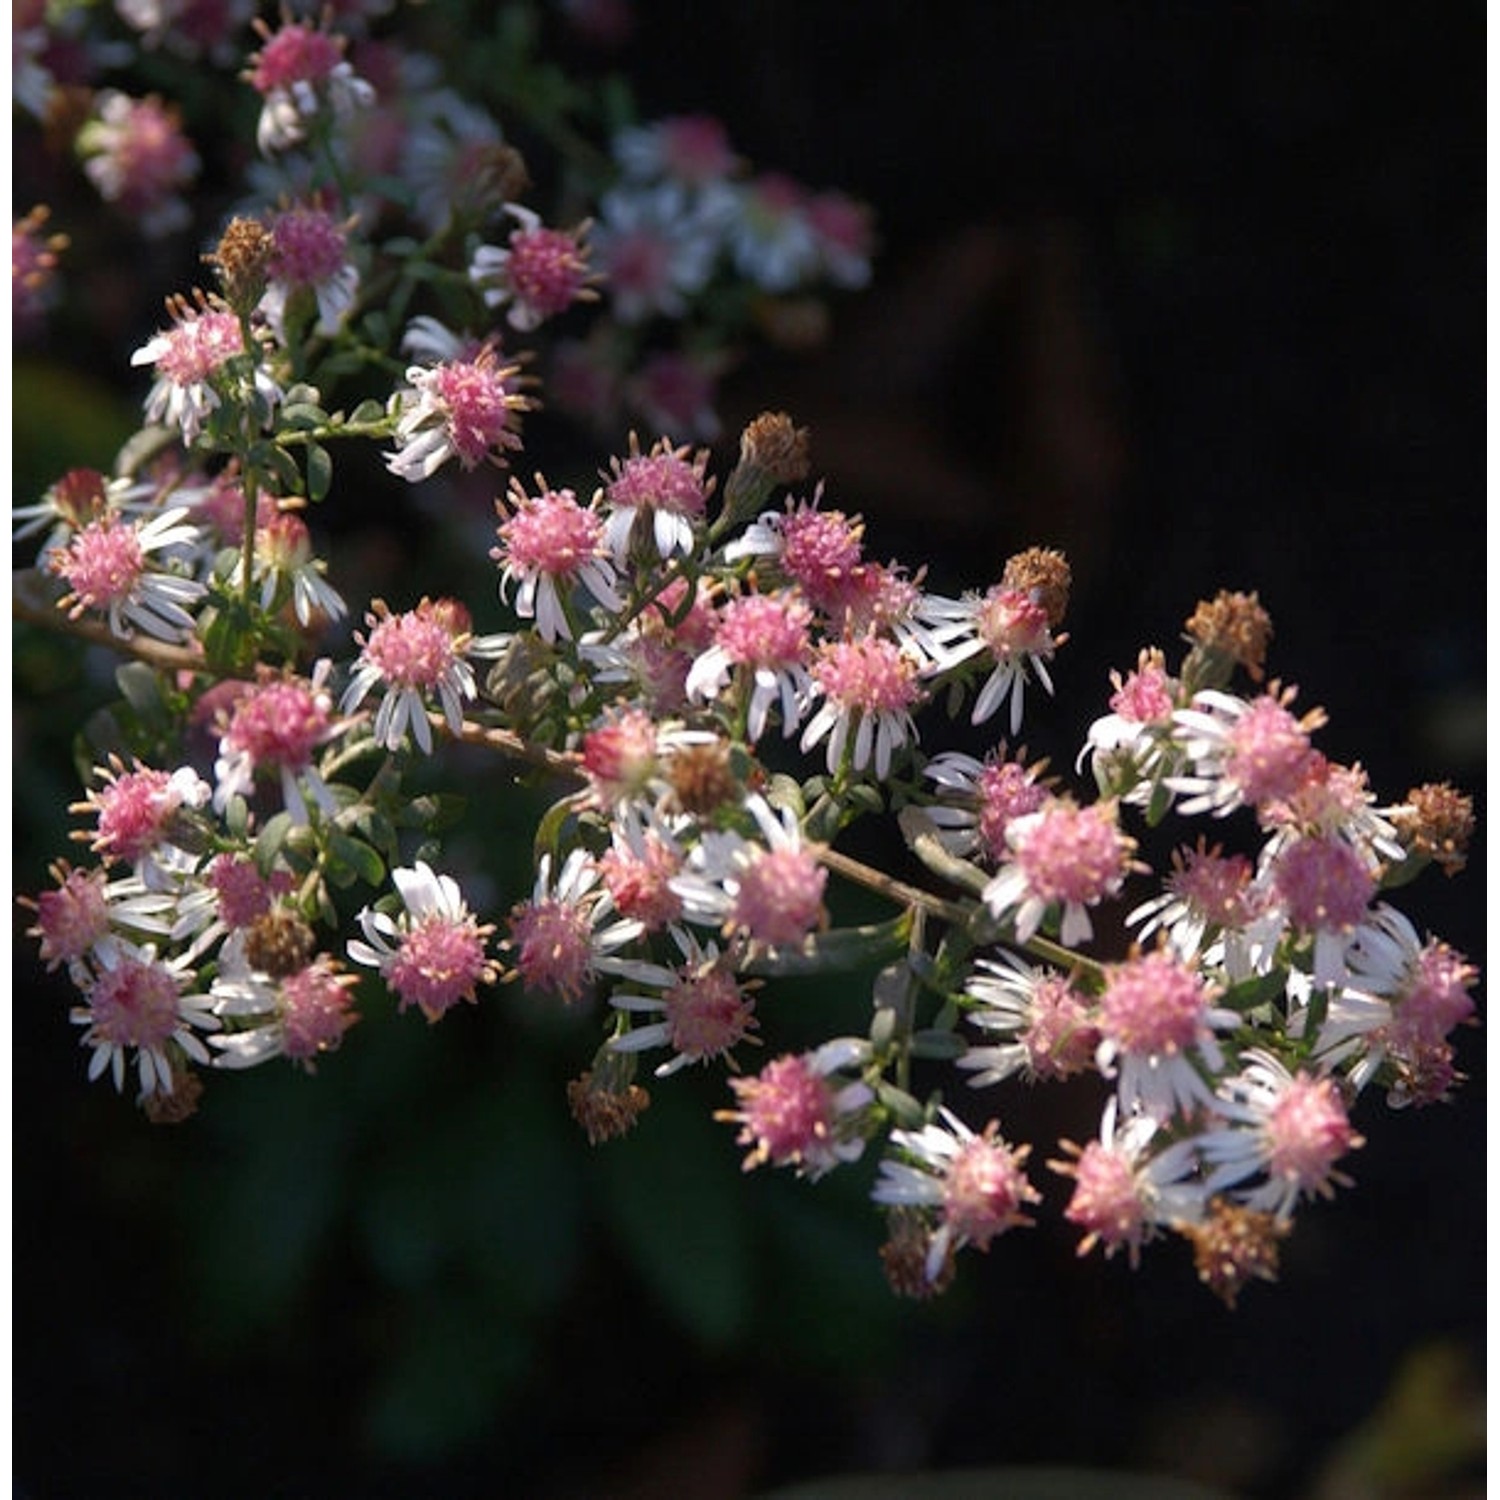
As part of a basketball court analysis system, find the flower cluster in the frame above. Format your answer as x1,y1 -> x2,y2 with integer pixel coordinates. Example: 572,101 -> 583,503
12,0 -> 1480,1316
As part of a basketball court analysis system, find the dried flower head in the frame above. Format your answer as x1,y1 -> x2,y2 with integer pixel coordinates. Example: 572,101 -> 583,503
1001,546 -> 1071,631
1184,589 -> 1274,684
1388,782 -> 1475,877
1176,1198 -> 1290,1309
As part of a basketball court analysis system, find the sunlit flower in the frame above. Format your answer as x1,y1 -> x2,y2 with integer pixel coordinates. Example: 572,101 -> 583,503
77,90 -> 200,237
386,341 -> 530,482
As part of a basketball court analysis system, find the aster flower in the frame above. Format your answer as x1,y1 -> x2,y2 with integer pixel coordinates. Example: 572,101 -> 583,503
244,15 -> 375,155
341,596 -> 478,753
1093,947 -> 1240,1122
46,505 -> 207,643
806,189 -> 875,289
600,434 -> 714,564
22,861 -> 117,983
607,930 -> 760,1076
1048,1096 -> 1205,1267
918,583 -> 1062,736
920,747 -> 1049,866
1194,1049 -> 1363,1219
592,181 -> 723,324
70,756 -> 212,889
1078,646 -> 1184,799
1126,839 -> 1269,964
397,87 -> 523,234
385,341 -> 530,482
684,588 -> 816,741
228,510 -> 347,628
957,951 -> 1100,1086
799,635 -> 925,779
13,468 -> 156,549
723,172 -> 821,292
69,939 -> 219,1096
77,90 -> 200,237
598,807 -> 689,933
1262,831 -> 1379,988
131,291 -> 281,445
1167,685 -> 1327,820
872,1107 -> 1039,1286
258,199 -> 360,341
210,661 -> 339,824
504,848 -> 646,1004
491,472 -> 622,641
724,485 -> 865,610
624,348 -> 726,445
671,793 -> 829,950
210,950 -> 360,1070
982,795 -> 1138,947
469,204 -> 599,331
348,861 -> 498,1023
716,1039 -> 875,1179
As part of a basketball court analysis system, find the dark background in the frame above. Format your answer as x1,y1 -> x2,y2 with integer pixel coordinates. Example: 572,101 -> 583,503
12,3 -> 1485,1497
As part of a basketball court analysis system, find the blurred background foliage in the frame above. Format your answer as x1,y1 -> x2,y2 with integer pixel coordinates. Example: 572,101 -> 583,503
12,3 -> 1484,1497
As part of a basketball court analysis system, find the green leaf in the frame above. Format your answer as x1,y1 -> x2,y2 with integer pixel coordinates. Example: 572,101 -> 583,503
326,829 -> 386,889
305,441 -> 332,502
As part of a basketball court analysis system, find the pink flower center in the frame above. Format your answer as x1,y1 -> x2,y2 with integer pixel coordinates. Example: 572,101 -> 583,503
1271,835 -> 1374,932
32,868 -> 111,967
658,115 -> 737,183
730,846 -> 827,947
941,1131 -> 1031,1248
1110,663 -> 1175,722
387,916 -> 490,1020
109,99 -> 197,208
603,229 -> 675,299
506,226 -> 589,317
606,452 -> 708,518
225,680 -> 330,771
729,1053 -> 834,1166
664,966 -> 755,1061
208,854 -> 281,929
268,206 -> 347,286
54,516 -> 144,608
1019,976 -> 1099,1079
93,767 -> 180,864
1064,1141 -> 1148,1252
599,839 -> 683,931
581,709 -> 659,801
432,360 -> 523,466
976,760 -> 1047,863
1099,951 -> 1208,1057
976,586 -> 1052,660
715,592 -> 813,668
1392,941 -> 1477,1047
497,488 -> 602,578
812,637 -> 921,714
280,960 -> 357,1061
1263,1074 -> 1358,1190
251,24 -> 342,92
509,898 -> 595,1003
363,607 -> 459,690
1168,846 -> 1259,928
1224,696 -> 1316,806
88,956 -> 181,1050
156,310 -> 244,386
779,507 -> 863,597
1013,802 -> 1132,907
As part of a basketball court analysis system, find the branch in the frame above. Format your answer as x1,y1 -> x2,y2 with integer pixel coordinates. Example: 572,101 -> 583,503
12,569 -> 207,674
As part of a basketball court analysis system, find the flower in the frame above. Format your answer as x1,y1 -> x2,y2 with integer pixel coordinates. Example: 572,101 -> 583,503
600,434 -> 714,564
244,15 -> 375,155
13,204 -> 68,338
1049,1097 -> 1204,1267
684,588 -> 816,741
716,1040 -> 874,1179
233,510 -> 348,628
211,662 -> 338,823
607,930 -> 759,1076
957,951 -> 1100,1086
672,794 -> 829,949
1094,948 -> 1239,1122
70,756 -> 211,887
491,473 -> 621,640
77,90 -> 200,237
469,204 -> 598,331
503,849 -> 645,1004
872,1107 -> 1039,1285
341,596 -> 477,752
1195,1050 -> 1363,1218
593,181 -> 722,324
386,341 -> 530,482
612,114 -> 741,186
348,861 -> 498,1022
131,292 -> 280,444
210,951 -> 360,1071
799,635 -> 924,779
1127,839 -> 1266,963
46,505 -> 206,643
69,940 -> 218,1096
982,796 -> 1138,947
259,199 -> 360,340
920,747 -> 1049,866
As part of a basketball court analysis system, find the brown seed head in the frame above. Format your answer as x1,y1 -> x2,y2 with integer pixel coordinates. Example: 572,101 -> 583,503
141,1068 -> 204,1124
1184,590 -> 1274,683
879,1208 -> 956,1300
566,1070 -> 651,1145
1177,1199 -> 1289,1309
740,412 -> 811,485
667,740 -> 741,818
1002,546 -> 1072,630
1390,781 -> 1475,877
206,215 -> 274,314
244,907 -> 317,979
